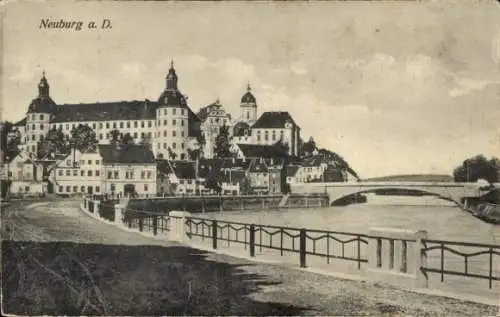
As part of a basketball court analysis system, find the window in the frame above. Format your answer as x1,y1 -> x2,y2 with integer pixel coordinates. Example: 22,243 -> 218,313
66,124 -> 70,130
73,170 -> 78,176
163,131 -> 167,137
181,143 -> 185,149
96,186 -> 100,193
144,184 -> 148,192
58,170 -> 63,176
99,123 -> 103,129
148,121 -> 152,128
66,186 -> 70,192
73,186 -> 78,193
66,170 -> 70,176
172,131 -> 176,137
59,186 -> 63,192
127,121 -> 130,128
99,134 -> 103,140
72,124 -> 75,129
257,135 -> 261,141
163,143 -> 166,149
147,171 -> 152,179
164,109 -> 167,115
141,132 -> 145,139
113,122 -> 117,129
119,122 -> 123,129
163,119 -> 167,126
80,160 -> 84,165
134,121 -> 138,128
32,114 -> 36,120
96,170 -> 100,177
141,171 -> 145,179
40,124 -> 44,130
147,132 -> 152,138
181,120 -> 185,127
141,121 -> 145,128
106,122 -> 110,129
81,170 -> 85,176
173,142 -> 176,149
107,171 -> 112,179
92,123 -> 96,129
95,160 -> 100,165
114,171 -> 119,179
180,180 -> 184,184
81,186 -> 85,192
172,119 -> 176,126
133,132 -> 137,138
173,108 -> 177,115
88,171 -> 92,177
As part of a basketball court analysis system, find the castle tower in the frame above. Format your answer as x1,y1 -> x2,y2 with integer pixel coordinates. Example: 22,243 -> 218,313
240,83 -> 257,122
156,61 -> 190,160
25,71 -> 57,157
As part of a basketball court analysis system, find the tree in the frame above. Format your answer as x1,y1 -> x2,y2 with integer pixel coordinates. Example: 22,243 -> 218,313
188,148 -> 202,161
453,155 -> 499,183
37,127 -> 69,159
1,122 -> 22,162
70,124 -> 98,152
273,138 -> 290,155
301,136 -> 317,157
120,132 -> 134,145
214,124 -> 234,158
138,133 -> 152,149
205,165 -> 222,194
168,147 -> 177,160
109,129 -> 121,145
317,148 -> 360,180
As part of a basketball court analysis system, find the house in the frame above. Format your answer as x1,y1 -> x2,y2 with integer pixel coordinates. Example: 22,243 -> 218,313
322,164 -> 346,182
3,152 -> 44,195
268,166 -> 283,194
157,159 -> 175,195
301,156 -> 329,182
219,169 -> 246,195
247,159 -> 269,194
231,143 -> 289,164
250,111 -> 301,156
170,160 -> 198,195
52,149 -> 102,195
99,144 -> 157,196
286,165 -> 301,184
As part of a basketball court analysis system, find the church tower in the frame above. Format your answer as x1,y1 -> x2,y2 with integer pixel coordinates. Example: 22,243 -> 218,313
240,83 -> 257,122
25,71 -> 57,157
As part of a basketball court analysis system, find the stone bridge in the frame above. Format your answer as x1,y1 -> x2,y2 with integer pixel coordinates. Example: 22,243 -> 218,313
290,182 -> 499,206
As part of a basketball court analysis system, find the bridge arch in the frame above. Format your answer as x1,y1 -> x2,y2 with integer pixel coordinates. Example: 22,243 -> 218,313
328,186 -> 463,207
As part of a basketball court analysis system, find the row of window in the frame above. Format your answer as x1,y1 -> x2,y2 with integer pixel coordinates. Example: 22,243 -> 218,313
157,119 -> 186,127
26,124 -> 45,131
157,142 -> 185,150
77,159 -> 100,166
157,108 -> 186,116
59,185 -> 101,193
30,114 -> 45,121
52,120 -> 155,131
58,169 -> 101,177
155,130 -> 186,138
106,170 -> 153,180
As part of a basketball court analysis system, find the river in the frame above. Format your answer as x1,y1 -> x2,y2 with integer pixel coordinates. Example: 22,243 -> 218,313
205,194 -> 500,244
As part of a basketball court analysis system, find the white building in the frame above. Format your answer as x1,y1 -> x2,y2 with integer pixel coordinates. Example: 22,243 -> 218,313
15,63 -> 201,161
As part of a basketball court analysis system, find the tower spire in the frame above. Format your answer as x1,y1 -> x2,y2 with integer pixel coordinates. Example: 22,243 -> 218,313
247,81 -> 251,92
38,70 -> 50,98
166,59 -> 178,90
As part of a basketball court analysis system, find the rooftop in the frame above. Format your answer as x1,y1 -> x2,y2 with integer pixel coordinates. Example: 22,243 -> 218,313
98,144 -> 155,164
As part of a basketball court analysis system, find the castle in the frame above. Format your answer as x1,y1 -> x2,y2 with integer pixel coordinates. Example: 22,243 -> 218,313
13,62 -> 301,160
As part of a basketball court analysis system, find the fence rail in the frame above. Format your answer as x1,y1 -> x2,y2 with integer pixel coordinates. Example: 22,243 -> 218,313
421,239 -> 500,289
184,216 -> 368,269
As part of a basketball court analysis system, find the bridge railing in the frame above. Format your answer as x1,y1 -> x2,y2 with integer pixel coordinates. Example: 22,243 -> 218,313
184,216 -> 370,270
421,239 -> 500,289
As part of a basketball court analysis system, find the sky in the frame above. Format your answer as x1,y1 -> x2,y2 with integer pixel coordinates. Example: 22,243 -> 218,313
1,1 -> 499,178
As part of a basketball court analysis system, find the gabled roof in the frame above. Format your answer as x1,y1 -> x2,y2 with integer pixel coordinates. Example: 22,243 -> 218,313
286,165 -> 300,177
302,156 -> 325,167
157,159 -> 174,175
53,100 -> 157,123
170,160 -> 196,179
98,144 -> 155,164
14,118 -> 27,126
196,101 -> 229,122
252,111 -> 298,129
249,159 -> 268,173
237,144 -> 289,160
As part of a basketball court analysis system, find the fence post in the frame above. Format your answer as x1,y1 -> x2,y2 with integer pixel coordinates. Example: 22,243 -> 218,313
139,216 -> 144,232
299,229 -> 306,267
219,196 -> 223,213
299,228 -> 307,268
249,224 -> 255,257
212,220 -> 218,249
153,216 -> 158,235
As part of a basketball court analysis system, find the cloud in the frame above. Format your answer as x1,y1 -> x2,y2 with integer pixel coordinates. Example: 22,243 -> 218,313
449,77 -> 499,98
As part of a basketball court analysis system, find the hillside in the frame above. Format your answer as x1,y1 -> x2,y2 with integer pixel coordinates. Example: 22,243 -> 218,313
363,174 -> 454,182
